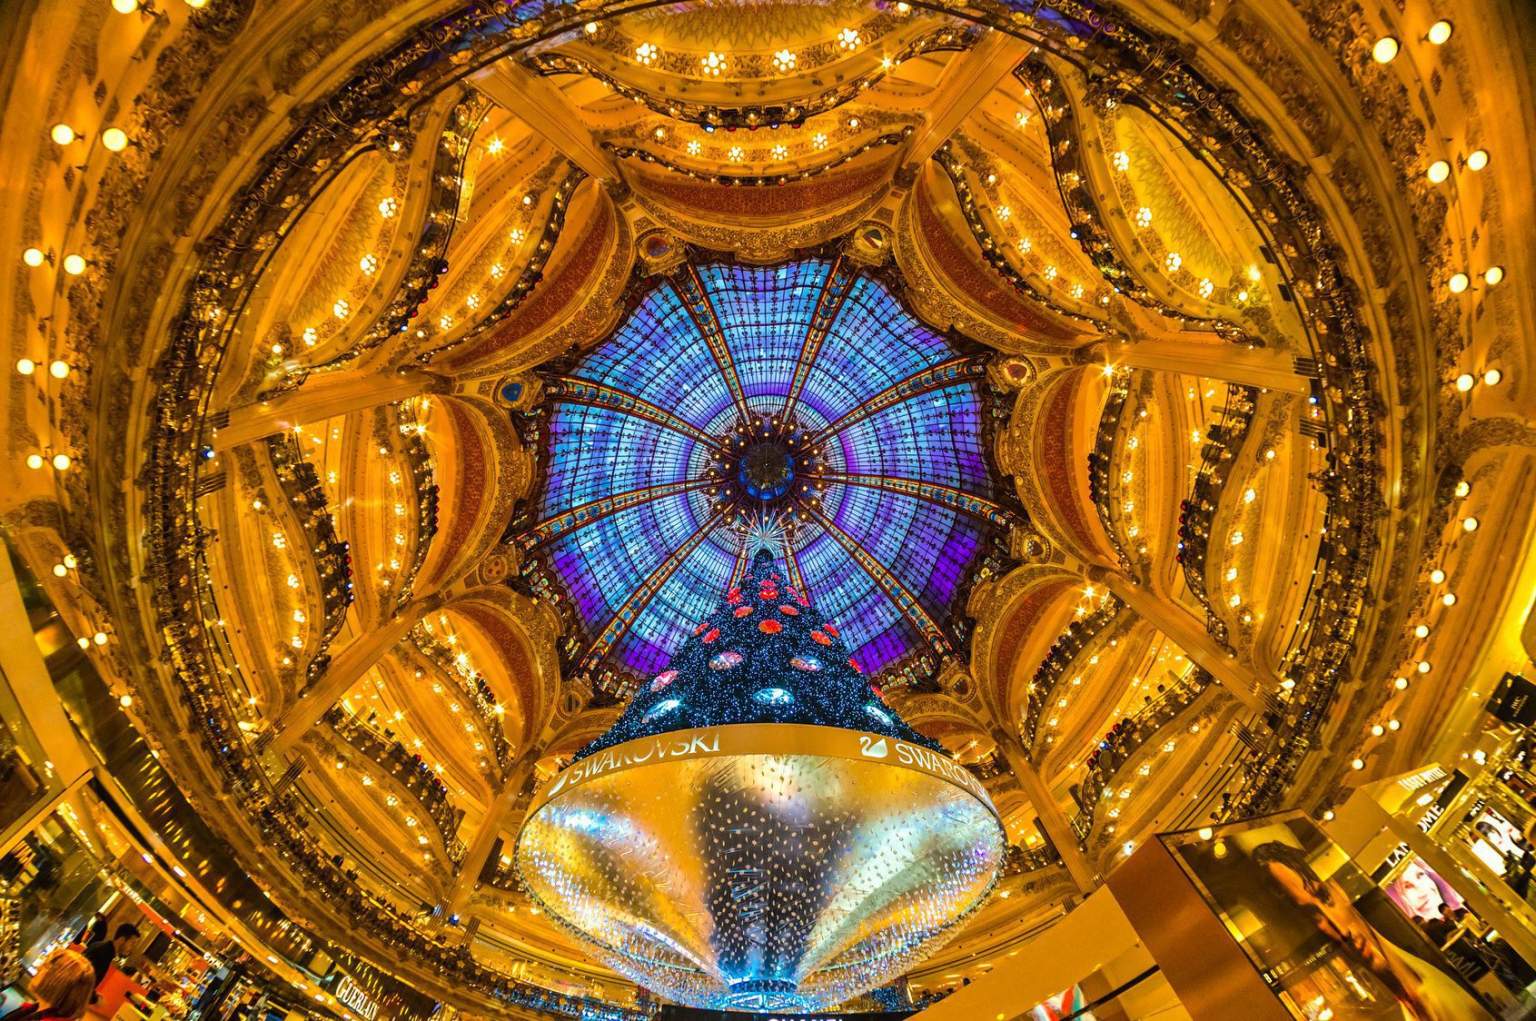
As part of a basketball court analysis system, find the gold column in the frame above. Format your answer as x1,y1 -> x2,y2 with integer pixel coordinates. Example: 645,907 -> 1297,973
1087,338 -> 1312,395
446,758 -> 536,913
268,597 -> 440,755
213,368 -> 442,452
993,727 -> 1099,894
1087,566 -> 1268,713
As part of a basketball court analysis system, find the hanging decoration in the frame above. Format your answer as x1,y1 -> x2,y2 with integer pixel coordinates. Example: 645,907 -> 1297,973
516,548 -> 1005,1013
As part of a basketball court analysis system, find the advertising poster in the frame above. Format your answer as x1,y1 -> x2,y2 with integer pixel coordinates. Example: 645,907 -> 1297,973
1382,858 -> 1464,923
1167,815 -> 1493,1020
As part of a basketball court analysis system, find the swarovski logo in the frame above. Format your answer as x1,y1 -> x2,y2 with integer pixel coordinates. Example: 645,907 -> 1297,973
859,735 -> 889,759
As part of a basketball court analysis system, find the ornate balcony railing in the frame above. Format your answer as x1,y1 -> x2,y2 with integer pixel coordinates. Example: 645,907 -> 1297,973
266,435 -> 353,683
408,628 -> 515,777
323,706 -> 465,863
1072,671 -> 1213,837
1176,384 -> 1259,650
1022,598 -> 1125,749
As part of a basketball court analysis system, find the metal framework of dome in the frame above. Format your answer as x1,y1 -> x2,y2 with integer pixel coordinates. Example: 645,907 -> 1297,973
515,255 -> 1015,690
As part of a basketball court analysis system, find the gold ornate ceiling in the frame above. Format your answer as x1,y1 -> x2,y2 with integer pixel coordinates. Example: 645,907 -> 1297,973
2,0 -> 1533,1015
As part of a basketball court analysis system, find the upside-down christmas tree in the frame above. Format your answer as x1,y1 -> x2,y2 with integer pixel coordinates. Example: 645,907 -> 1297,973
516,546 -> 1005,1013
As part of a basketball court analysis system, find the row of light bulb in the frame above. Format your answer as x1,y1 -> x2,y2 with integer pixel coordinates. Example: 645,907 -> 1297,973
20,355 -> 77,470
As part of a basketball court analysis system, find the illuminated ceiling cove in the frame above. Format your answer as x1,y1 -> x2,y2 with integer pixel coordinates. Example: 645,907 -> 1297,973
518,256 -> 1014,687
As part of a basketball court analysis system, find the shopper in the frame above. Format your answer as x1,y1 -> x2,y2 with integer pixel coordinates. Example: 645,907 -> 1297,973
2,949 -> 96,1021
83,922 -> 140,985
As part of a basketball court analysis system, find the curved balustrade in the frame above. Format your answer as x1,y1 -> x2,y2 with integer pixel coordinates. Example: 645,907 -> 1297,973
1072,670 -> 1213,837
1022,598 -> 1125,749
1001,840 -> 1063,877
392,426 -> 439,606
1085,370 -> 1139,570
323,706 -> 465,862
409,629 -> 515,776
267,435 -> 354,682
1176,384 -> 1259,650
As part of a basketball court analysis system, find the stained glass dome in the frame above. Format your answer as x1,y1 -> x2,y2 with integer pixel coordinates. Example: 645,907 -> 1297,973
517,256 -> 1013,687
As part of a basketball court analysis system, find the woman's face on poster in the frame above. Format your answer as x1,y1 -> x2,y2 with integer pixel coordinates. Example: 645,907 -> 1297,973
1397,861 -> 1445,917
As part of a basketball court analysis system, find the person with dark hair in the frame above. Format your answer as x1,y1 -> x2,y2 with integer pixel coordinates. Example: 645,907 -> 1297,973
83,922 -> 141,986
1252,841 -> 1491,1020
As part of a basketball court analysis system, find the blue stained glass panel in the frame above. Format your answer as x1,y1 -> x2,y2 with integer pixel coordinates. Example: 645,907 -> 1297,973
525,258 -> 1008,681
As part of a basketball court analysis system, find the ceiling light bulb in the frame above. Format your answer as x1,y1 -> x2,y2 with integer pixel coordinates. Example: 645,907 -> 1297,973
52,453 -> 71,470
25,453 -> 43,470
1413,624 -> 1430,638
1416,660 -> 1431,673
1429,568 -> 1446,583
583,21 -> 598,34
1454,373 -> 1474,392
112,0 -> 140,10
1441,593 -> 1457,606
1453,480 -> 1471,498
16,358 -> 35,375
1351,757 -> 1366,770
1461,516 -> 1478,532
62,254 -> 87,276
1447,273 -> 1469,293
22,246 -> 45,267
119,694 -> 134,708
1371,724 -> 1384,736
49,360 -> 69,379
1371,36 -> 1399,63
1426,160 -> 1451,183
1394,676 -> 1409,690
101,127 -> 129,152
1483,368 -> 1502,386
1427,20 -> 1453,45
1483,266 -> 1504,286
50,123 -> 77,145
1465,148 -> 1488,171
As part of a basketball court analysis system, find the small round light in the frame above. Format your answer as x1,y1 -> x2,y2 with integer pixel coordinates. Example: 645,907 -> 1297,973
94,631 -> 108,645
112,0 -> 140,10
583,20 -> 598,33
1447,273 -> 1469,294
185,0 -> 208,8
1371,36 -> 1399,63
1426,160 -> 1450,183
51,453 -> 71,471
77,637 -> 91,650
1388,719 -> 1401,731
1454,373 -> 1475,392
1394,676 -> 1409,690
16,358 -> 35,375
62,253 -> 87,276
1371,724 -> 1384,736
1484,368 -> 1502,386
50,123 -> 76,145
1427,20 -> 1453,45
62,554 -> 77,569
1413,624 -> 1430,638
1351,757 -> 1365,770
1462,516 -> 1479,532
1322,809 -> 1336,822
52,564 -> 68,578
1483,266 -> 1504,286
1441,593 -> 1457,607
1430,568 -> 1447,583
101,127 -> 129,152
1465,149 -> 1489,172
1416,660 -> 1432,674
1197,827 -> 1214,841
49,360 -> 69,379
119,694 -> 134,708
1453,481 -> 1471,498
22,247 -> 45,267
24,454 -> 43,470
